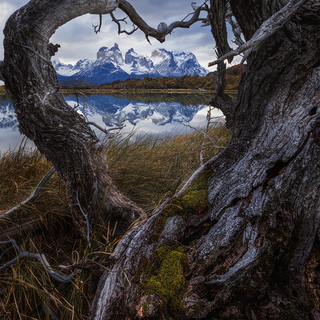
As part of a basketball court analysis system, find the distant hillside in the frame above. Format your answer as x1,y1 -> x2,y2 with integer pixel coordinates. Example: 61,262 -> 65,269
58,80 -> 93,88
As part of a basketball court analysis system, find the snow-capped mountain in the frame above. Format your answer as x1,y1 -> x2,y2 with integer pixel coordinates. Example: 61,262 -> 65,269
53,59 -> 94,77
150,49 -> 207,77
53,44 -> 208,85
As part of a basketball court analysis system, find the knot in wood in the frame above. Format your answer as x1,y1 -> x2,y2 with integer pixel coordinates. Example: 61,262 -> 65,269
157,22 -> 168,35
47,43 -> 60,57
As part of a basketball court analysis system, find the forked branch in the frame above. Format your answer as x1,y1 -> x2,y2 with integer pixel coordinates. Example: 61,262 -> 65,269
118,0 -> 205,43
110,12 -> 138,35
208,0 -> 308,66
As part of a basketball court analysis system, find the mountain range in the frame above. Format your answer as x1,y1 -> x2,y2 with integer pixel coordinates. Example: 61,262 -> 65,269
53,43 -> 208,85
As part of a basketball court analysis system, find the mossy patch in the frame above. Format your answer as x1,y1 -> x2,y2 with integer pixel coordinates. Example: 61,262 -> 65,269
139,246 -> 189,319
162,168 -> 211,219
148,168 -> 211,243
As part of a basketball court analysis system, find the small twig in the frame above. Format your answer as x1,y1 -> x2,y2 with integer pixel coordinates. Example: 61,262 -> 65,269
120,266 -> 131,287
0,218 -> 44,241
196,86 -> 207,92
227,16 -> 244,47
183,105 -> 227,166
73,91 -> 126,144
74,90 -> 87,119
93,14 -> 103,34
183,123 -> 227,149
86,122 -> 124,137
0,239 -> 79,283
69,190 -> 91,250
110,12 -> 138,35
1,167 -> 56,220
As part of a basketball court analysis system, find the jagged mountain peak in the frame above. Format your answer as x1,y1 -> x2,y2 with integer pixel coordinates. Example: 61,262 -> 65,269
98,43 -> 120,52
110,43 -> 120,51
126,48 -> 136,54
55,45 -> 208,84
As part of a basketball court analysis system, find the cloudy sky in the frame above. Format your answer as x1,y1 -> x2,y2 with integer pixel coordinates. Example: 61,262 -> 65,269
0,0 -> 239,72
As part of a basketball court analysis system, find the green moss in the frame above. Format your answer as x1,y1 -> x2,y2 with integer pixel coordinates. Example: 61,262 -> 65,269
140,246 -> 188,319
162,168 -> 211,219
148,168 -> 211,243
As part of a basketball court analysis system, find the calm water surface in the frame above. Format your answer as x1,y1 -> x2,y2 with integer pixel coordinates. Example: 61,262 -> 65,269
0,93 -> 224,154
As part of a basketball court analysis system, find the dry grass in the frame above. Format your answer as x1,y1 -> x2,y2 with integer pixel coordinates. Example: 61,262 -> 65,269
0,125 -> 231,319
105,125 -> 230,213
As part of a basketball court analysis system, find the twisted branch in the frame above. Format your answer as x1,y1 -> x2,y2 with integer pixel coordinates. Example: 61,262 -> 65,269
208,0 -> 308,67
110,12 -> 138,35
118,0 -> 204,43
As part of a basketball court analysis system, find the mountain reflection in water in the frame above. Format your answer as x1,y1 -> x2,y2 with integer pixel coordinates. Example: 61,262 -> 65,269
0,93 -> 224,153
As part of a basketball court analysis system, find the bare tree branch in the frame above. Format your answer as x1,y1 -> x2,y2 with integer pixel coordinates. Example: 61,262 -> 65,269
118,0 -> 204,43
69,190 -> 91,249
208,0 -> 308,67
227,16 -> 244,47
183,123 -> 227,151
93,14 -> 103,33
74,90 -> 88,119
183,105 -> 227,165
0,239 -> 79,283
110,12 -> 138,35
0,167 -> 56,221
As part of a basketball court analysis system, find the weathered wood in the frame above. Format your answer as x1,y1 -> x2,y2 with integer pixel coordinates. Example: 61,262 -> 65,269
88,1 -> 320,319
2,0 -> 145,236
208,0 -> 308,66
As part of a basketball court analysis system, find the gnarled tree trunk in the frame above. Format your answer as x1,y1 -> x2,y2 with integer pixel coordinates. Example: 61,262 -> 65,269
0,0 -> 145,235
88,1 -> 320,319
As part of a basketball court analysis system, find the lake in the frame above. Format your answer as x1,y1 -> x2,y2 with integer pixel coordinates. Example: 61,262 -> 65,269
0,92 -> 224,154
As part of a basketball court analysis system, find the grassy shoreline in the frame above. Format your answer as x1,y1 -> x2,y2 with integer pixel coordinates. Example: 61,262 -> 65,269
0,85 -> 238,96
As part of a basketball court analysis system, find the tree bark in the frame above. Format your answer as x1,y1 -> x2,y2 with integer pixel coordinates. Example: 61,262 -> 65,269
1,0 -> 146,236
88,1 -> 320,319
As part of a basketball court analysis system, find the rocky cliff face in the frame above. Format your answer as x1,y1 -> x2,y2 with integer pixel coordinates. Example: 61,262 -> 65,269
53,43 -> 208,85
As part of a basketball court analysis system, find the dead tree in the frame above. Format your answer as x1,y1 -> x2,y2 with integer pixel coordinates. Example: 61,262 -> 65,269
1,0 -> 320,319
